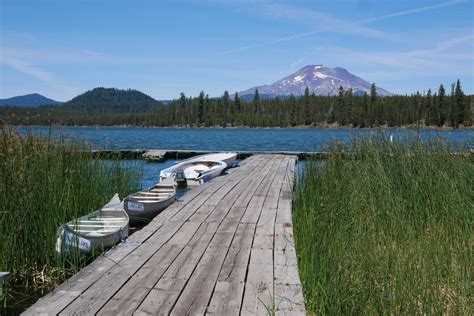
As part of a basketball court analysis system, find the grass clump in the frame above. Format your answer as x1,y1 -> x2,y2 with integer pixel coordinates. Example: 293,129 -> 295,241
293,137 -> 473,315
0,125 -> 139,307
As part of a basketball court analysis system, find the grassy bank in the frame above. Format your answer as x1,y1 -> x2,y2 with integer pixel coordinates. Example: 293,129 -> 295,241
293,138 -> 473,314
0,126 -> 139,308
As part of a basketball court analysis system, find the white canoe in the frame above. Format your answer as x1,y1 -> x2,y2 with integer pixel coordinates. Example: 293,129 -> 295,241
175,152 -> 237,168
160,160 -> 227,186
55,194 -> 129,254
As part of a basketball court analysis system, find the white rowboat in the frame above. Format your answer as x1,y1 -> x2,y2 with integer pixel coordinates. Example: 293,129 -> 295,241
160,159 -> 227,186
175,152 -> 237,168
55,194 -> 129,254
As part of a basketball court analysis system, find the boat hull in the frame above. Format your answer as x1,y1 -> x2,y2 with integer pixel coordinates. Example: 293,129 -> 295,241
124,184 -> 176,225
59,224 -> 128,254
176,152 -> 237,168
55,194 -> 129,254
160,160 -> 226,186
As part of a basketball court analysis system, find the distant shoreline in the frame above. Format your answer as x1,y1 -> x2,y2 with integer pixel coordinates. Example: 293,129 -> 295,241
10,124 -> 474,131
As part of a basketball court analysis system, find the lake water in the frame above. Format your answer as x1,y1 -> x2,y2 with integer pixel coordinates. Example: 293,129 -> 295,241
18,127 -> 474,151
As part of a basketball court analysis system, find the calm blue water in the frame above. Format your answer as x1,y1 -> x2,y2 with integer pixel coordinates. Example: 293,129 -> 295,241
18,127 -> 474,151
17,127 -> 473,188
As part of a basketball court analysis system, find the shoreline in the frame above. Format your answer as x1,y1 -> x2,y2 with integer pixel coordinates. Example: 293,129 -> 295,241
8,124 -> 474,131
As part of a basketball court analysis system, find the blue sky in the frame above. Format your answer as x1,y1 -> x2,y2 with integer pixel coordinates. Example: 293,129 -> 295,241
0,0 -> 473,101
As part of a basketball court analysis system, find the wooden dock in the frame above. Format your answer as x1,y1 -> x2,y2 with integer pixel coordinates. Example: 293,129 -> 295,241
90,148 -> 328,160
24,155 -> 305,315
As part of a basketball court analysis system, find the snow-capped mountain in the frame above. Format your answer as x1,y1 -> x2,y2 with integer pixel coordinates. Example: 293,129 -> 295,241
239,65 -> 392,97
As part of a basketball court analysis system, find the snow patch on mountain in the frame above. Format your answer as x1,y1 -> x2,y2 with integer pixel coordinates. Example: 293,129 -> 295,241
313,72 -> 328,79
293,75 -> 305,83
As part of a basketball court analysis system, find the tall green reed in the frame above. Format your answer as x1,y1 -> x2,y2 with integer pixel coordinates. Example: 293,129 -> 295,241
0,125 -> 139,301
293,136 -> 473,314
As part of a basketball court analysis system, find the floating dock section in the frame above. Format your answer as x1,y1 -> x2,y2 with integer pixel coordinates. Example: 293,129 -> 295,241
90,148 -> 327,160
24,155 -> 306,315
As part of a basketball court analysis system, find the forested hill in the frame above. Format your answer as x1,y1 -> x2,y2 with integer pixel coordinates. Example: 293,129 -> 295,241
61,88 -> 162,112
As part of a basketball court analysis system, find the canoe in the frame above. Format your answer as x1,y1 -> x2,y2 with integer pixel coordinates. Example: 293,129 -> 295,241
124,181 -> 176,225
160,159 -> 227,186
176,152 -> 238,168
55,194 -> 129,254
0,272 -> 10,283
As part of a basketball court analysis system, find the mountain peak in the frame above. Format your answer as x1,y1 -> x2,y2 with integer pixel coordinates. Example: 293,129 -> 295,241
0,93 -> 62,107
239,65 -> 392,97
299,64 -> 324,71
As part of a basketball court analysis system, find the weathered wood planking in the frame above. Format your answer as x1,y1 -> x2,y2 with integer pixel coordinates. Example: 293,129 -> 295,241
23,154 -> 305,316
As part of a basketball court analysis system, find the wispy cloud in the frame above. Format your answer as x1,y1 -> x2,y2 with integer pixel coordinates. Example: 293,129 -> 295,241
360,0 -> 466,23
0,47 -> 78,97
305,34 -> 474,82
1,53 -> 56,83
223,0 -> 467,54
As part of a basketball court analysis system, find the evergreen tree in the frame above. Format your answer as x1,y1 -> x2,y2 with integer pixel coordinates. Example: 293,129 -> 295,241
179,92 -> 187,125
233,92 -> 241,126
449,83 -> 456,127
437,84 -> 446,127
222,91 -> 230,126
425,89 -> 433,125
197,91 -> 205,124
335,86 -> 345,125
361,92 -> 369,127
253,89 -> 260,115
303,87 -> 311,125
369,83 -> 377,127
454,79 -> 465,128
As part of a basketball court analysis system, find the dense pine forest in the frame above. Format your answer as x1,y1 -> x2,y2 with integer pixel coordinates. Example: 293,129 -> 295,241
0,81 -> 472,128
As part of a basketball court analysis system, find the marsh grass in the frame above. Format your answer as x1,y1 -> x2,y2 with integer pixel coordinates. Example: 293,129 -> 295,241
293,136 -> 473,314
0,125 -> 139,308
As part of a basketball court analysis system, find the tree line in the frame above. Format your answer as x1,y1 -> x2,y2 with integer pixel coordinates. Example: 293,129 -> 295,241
0,80 -> 471,128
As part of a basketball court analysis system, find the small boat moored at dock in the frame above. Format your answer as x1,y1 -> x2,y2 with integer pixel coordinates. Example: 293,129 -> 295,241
175,152 -> 238,168
124,181 -> 176,225
160,159 -> 227,186
55,194 -> 129,254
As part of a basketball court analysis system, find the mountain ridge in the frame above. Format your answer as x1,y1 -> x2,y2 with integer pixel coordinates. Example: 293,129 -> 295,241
239,65 -> 392,97
0,93 -> 62,107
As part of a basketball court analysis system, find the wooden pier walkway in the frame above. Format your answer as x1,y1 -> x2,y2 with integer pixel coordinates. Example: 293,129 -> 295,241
24,155 -> 305,315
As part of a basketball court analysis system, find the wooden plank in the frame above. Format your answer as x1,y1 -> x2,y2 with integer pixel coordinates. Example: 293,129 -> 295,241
97,222 -> 201,315
207,223 -> 254,315
134,222 -> 219,315
241,248 -> 274,315
274,156 -> 306,314
240,156 -> 291,316
207,156 -> 284,315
